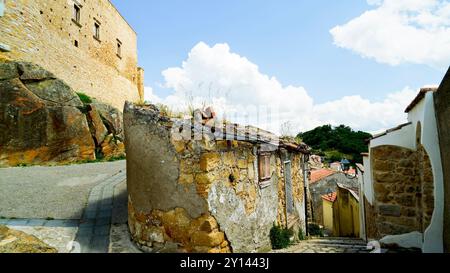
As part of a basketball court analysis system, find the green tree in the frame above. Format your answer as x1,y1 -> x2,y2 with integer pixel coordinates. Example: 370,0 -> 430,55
298,125 -> 372,164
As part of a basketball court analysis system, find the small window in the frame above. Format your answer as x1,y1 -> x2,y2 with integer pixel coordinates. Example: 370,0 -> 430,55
74,40 -> 79,47
258,153 -> 271,182
116,39 -> 122,58
93,21 -> 100,41
73,4 -> 81,24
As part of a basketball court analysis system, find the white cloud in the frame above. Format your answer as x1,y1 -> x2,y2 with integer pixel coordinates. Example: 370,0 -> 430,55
145,42 -> 418,135
330,0 -> 450,69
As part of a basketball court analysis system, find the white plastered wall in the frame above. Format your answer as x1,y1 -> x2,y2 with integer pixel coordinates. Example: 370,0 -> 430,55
365,93 -> 443,252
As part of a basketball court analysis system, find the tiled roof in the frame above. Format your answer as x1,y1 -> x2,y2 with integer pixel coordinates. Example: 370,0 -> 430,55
322,192 -> 337,203
310,169 -> 336,184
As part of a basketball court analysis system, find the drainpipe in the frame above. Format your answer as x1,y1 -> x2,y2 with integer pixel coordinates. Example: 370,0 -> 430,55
356,165 -> 368,242
303,154 -> 310,236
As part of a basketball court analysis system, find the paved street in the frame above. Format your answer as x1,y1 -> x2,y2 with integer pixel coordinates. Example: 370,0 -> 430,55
272,238 -> 372,253
0,161 -> 141,253
0,162 -> 383,254
0,161 -> 126,219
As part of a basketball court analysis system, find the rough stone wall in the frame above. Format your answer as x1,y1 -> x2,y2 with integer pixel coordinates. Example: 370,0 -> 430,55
0,0 -> 142,110
124,103 -> 306,253
434,69 -> 450,252
418,145 -> 434,230
371,145 -> 434,238
275,152 -> 306,232
364,197 -> 379,239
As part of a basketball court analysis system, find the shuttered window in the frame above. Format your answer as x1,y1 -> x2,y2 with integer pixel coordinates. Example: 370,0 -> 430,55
258,153 -> 271,182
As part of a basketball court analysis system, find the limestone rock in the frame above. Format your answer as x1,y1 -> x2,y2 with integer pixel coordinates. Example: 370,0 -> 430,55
86,104 -> 108,146
17,62 -> 56,81
92,102 -> 124,141
0,225 -> 57,253
0,62 -> 19,80
0,60 -> 96,167
25,79 -> 83,107
101,134 -> 125,159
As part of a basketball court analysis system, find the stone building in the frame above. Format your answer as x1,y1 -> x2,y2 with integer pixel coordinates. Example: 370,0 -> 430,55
359,71 -> 448,252
123,103 -> 311,253
0,0 -> 144,110
332,183 -> 360,238
434,68 -> 450,253
309,169 -> 358,227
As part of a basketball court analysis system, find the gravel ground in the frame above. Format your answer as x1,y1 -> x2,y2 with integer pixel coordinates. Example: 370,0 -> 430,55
0,161 -> 126,220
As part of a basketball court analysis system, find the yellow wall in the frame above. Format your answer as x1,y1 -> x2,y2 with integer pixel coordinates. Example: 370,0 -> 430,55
322,199 -> 334,232
0,0 -> 143,109
333,188 -> 360,237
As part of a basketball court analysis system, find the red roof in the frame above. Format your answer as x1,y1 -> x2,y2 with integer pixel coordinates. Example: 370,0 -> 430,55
310,169 -> 336,184
322,192 -> 337,203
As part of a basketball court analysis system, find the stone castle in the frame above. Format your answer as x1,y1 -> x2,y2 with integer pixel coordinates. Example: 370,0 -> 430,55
0,0 -> 144,110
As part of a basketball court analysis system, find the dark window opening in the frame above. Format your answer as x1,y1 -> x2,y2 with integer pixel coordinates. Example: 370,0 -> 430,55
117,39 -> 122,58
93,21 -> 100,41
73,4 -> 81,25
74,40 -> 79,47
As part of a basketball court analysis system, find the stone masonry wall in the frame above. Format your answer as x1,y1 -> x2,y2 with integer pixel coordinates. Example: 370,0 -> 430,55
124,103 -> 306,253
0,0 -> 142,110
371,145 -> 434,238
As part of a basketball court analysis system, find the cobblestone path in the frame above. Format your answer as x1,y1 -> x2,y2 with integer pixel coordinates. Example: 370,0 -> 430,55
272,238 -> 372,253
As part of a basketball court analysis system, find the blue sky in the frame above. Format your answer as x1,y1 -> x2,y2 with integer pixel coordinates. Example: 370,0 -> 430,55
111,0 -> 449,133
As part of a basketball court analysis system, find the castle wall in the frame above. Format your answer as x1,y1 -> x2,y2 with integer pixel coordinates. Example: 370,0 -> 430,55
0,0 -> 143,110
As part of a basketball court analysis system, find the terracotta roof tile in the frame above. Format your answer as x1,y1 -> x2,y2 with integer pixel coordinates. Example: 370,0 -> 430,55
310,169 -> 336,184
322,192 -> 337,203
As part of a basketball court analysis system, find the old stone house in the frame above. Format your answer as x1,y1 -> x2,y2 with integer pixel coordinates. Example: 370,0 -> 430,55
0,0 -> 144,110
359,69 -> 450,253
309,169 -> 358,228
123,102 -> 311,253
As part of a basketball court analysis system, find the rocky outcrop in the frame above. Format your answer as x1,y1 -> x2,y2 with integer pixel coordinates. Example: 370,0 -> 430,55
0,60 -> 125,167
0,225 -> 57,253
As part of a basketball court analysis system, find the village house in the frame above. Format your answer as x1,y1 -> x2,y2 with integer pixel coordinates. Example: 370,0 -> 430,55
0,0 -> 144,110
309,168 -> 358,230
123,102 -> 311,253
359,68 -> 450,253
330,183 -> 360,238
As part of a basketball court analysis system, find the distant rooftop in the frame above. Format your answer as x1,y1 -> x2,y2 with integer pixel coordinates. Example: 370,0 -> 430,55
310,169 -> 336,184
322,192 -> 337,203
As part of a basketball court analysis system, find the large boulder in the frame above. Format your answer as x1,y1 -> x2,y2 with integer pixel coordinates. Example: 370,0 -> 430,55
92,102 -> 124,141
0,61 -> 96,167
0,225 -> 57,253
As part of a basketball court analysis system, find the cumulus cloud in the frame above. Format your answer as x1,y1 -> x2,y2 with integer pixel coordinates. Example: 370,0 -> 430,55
145,42 -> 418,135
330,0 -> 450,69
